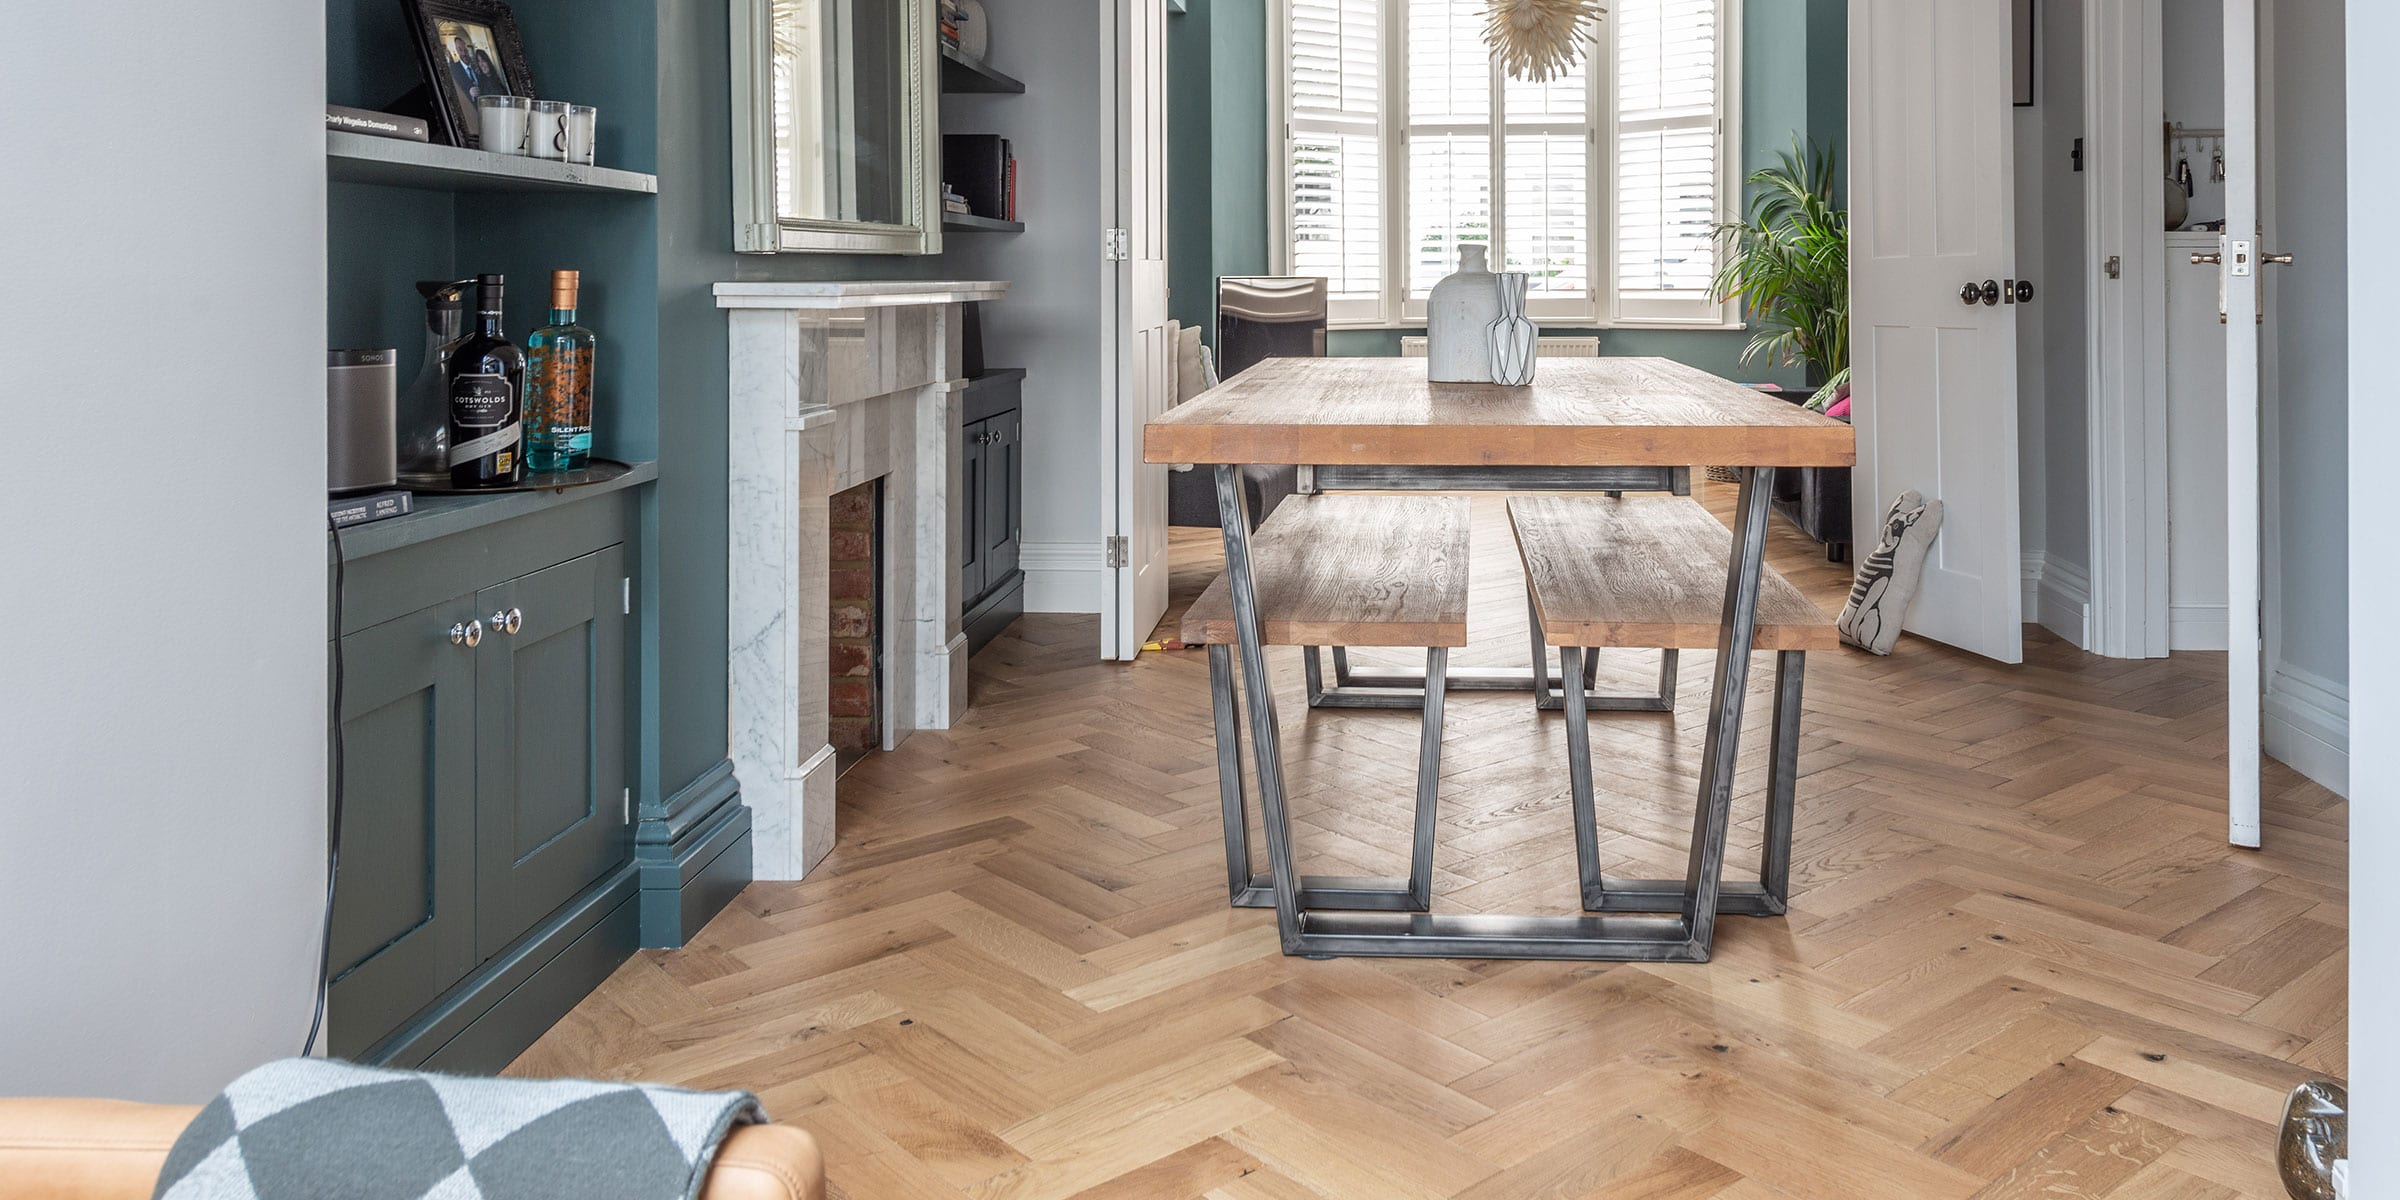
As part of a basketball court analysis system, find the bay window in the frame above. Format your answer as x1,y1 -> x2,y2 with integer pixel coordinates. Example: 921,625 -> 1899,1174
1275,0 -> 1740,327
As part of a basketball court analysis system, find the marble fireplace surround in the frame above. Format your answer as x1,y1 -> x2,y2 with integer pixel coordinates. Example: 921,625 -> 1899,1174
717,280 -> 1009,880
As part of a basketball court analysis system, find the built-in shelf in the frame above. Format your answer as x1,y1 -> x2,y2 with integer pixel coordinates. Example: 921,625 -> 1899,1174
331,461 -> 659,560
326,131 -> 659,195
939,45 -> 1025,95
942,212 -> 1023,234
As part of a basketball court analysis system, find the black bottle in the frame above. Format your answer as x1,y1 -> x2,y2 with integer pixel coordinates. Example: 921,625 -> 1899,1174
446,273 -> 527,488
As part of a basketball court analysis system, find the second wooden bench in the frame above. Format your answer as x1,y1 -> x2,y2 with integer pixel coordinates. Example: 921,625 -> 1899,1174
1510,494 -> 1838,919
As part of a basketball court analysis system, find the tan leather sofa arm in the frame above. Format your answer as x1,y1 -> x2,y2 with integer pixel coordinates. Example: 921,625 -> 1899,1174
0,1097 -> 825,1200
700,1125 -> 827,1200
0,1097 -> 198,1199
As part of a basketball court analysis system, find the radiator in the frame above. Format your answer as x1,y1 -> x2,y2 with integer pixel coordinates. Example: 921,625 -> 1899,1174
1399,335 -> 1602,358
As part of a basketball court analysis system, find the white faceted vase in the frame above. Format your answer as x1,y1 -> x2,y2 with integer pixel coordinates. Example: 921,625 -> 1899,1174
1426,244 -> 1500,382
1489,272 -> 1538,386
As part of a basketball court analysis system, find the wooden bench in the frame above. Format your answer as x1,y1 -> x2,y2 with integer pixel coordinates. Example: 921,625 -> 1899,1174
1185,495 -> 1470,915
1509,494 -> 1837,918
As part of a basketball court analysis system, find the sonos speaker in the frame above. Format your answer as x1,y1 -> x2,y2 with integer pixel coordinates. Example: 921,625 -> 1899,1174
328,349 -> 399,495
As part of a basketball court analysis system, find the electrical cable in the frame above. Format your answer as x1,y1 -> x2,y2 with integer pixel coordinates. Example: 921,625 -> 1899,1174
305,519 -> 348,1056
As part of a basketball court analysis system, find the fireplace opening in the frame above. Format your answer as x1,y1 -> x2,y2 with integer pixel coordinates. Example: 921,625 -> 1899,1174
829,478 -> 883,775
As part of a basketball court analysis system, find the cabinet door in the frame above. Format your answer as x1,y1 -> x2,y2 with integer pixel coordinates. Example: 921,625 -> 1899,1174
472,545 -> 629,958
329,597 -> 480,1058
982,409 -> 1021,587
960,417 -> 988,603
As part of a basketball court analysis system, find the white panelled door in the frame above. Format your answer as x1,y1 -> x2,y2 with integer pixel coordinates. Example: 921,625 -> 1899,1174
1102,0 -> 1172,661
1848,0 -> 2025,664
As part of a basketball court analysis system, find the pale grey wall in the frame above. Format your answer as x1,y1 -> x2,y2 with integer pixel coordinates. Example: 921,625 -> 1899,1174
2345,0 -> 2396,1176
938,0 -> 1110,607
0,2 -> 328,1098
2267,0 -> 2348,689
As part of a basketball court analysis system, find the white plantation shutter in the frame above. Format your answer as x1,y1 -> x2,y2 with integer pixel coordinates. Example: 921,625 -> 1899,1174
1614,0 -> 1726,320
1276,0 -> 1733,326
1287,0 -> 1384,316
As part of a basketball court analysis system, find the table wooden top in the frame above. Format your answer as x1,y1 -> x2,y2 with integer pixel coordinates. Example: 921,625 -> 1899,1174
1144,356 -> 1856,468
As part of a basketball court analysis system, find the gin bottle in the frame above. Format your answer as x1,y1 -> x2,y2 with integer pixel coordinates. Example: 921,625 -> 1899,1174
526,269 -> 597,472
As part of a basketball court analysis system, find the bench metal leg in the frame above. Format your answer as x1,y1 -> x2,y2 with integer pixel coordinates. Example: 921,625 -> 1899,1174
1210,643 -> 1431,913
1759,651 -> 1805,914
1208,643 -> 1251,901
1527,595 -> 1672,714
1573,647 -> 1798,919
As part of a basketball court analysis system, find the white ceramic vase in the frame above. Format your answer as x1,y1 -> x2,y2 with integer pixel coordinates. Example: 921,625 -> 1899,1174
1488,272 -> 1538,385
1426,244 -> 1500,382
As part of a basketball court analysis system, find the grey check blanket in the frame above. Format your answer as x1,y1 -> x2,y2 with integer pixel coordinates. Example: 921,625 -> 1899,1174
151,1059 -> 765,1200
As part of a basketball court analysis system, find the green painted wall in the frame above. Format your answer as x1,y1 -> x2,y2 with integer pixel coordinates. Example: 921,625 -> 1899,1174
1173,0 -> 1848,387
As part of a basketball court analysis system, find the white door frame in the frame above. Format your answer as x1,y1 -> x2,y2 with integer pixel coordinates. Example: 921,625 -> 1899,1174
2080,0 -> 2264,845
2220,0 -> 2263,847
2082,0 -> 2171,661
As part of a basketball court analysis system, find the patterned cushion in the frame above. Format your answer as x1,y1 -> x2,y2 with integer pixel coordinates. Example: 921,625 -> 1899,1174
1837,490 -> 1944,655
152,1059 -> 762,1200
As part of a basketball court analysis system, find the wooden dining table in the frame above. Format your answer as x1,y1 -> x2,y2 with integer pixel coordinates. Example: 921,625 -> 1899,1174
1145,355 -> 1857,962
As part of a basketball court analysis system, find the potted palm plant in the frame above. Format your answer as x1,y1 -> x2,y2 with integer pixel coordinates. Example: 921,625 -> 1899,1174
1713,137 -> 1853,559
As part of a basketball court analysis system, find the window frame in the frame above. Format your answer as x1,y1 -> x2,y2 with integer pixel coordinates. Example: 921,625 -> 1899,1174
1268,0 -> 1745,331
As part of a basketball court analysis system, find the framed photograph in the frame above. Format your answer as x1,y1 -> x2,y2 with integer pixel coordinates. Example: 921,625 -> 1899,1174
401,0 -> 537,148
2013,0 -> 2037,107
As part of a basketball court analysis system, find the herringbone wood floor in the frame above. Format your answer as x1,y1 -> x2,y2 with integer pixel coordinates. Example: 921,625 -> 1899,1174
513,480 -> 2349,1199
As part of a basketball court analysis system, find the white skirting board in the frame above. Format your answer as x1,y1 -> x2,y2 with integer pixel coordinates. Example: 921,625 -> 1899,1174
2265,660 -> 2350,796
1021,541 -> 1106,614
2021,554 -> 2092,650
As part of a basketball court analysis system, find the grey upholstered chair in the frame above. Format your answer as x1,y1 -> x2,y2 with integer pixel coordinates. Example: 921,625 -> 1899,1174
1169,277 -> 1326,528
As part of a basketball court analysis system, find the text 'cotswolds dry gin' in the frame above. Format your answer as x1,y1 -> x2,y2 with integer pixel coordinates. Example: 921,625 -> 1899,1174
527,269 -> 597,472
446,273 -> 526,488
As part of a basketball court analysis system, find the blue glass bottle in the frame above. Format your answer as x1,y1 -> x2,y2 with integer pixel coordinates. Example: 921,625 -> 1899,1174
525,269 -> 597,472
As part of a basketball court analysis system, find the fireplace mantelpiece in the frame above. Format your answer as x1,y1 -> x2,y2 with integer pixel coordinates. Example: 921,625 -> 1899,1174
717,280 -> 1009,880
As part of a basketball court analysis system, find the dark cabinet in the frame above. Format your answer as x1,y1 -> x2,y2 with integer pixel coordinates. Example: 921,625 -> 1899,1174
329,537 -> 633,1061
471,546 -> 630,958
961,370 -> 1026,652
329,597 -> 480,1057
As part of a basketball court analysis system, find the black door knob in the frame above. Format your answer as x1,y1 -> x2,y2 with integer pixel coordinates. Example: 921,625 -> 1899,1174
1959,280 -> 2001,307
2014,279 -> 2036,304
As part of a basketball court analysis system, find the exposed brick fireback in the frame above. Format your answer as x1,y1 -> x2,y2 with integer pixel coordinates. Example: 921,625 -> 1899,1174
828,480 -> 879,761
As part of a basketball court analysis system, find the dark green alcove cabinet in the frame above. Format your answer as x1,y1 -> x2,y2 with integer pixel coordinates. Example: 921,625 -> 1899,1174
329,482 -> 647,1068
961,370 -> 1026,653
322,0 -> 750,1070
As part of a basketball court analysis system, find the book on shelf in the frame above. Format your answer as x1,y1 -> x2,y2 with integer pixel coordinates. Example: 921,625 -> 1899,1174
325,105 -> 430,143
941,134 -> 1015,222
328,489 -> 413,530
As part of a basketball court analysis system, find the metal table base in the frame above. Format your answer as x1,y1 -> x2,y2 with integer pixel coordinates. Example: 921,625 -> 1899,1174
1209,462 -> 1783,961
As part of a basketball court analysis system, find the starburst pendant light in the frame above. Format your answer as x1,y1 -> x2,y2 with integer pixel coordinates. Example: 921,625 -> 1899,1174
1483,0 -> 1606,82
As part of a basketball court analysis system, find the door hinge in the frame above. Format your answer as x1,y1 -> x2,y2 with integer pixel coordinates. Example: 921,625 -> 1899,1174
2104,255 -> 2122,280
622,788 -> 632,825
622,577 -> 632,614
1104,228 -> 1131,261
1105,535 -> 1130,568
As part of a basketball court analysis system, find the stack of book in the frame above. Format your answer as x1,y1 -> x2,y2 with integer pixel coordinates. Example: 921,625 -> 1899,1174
940,135 -> 1017,222
939,0 -> 962,49
329,489 -> 413,530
